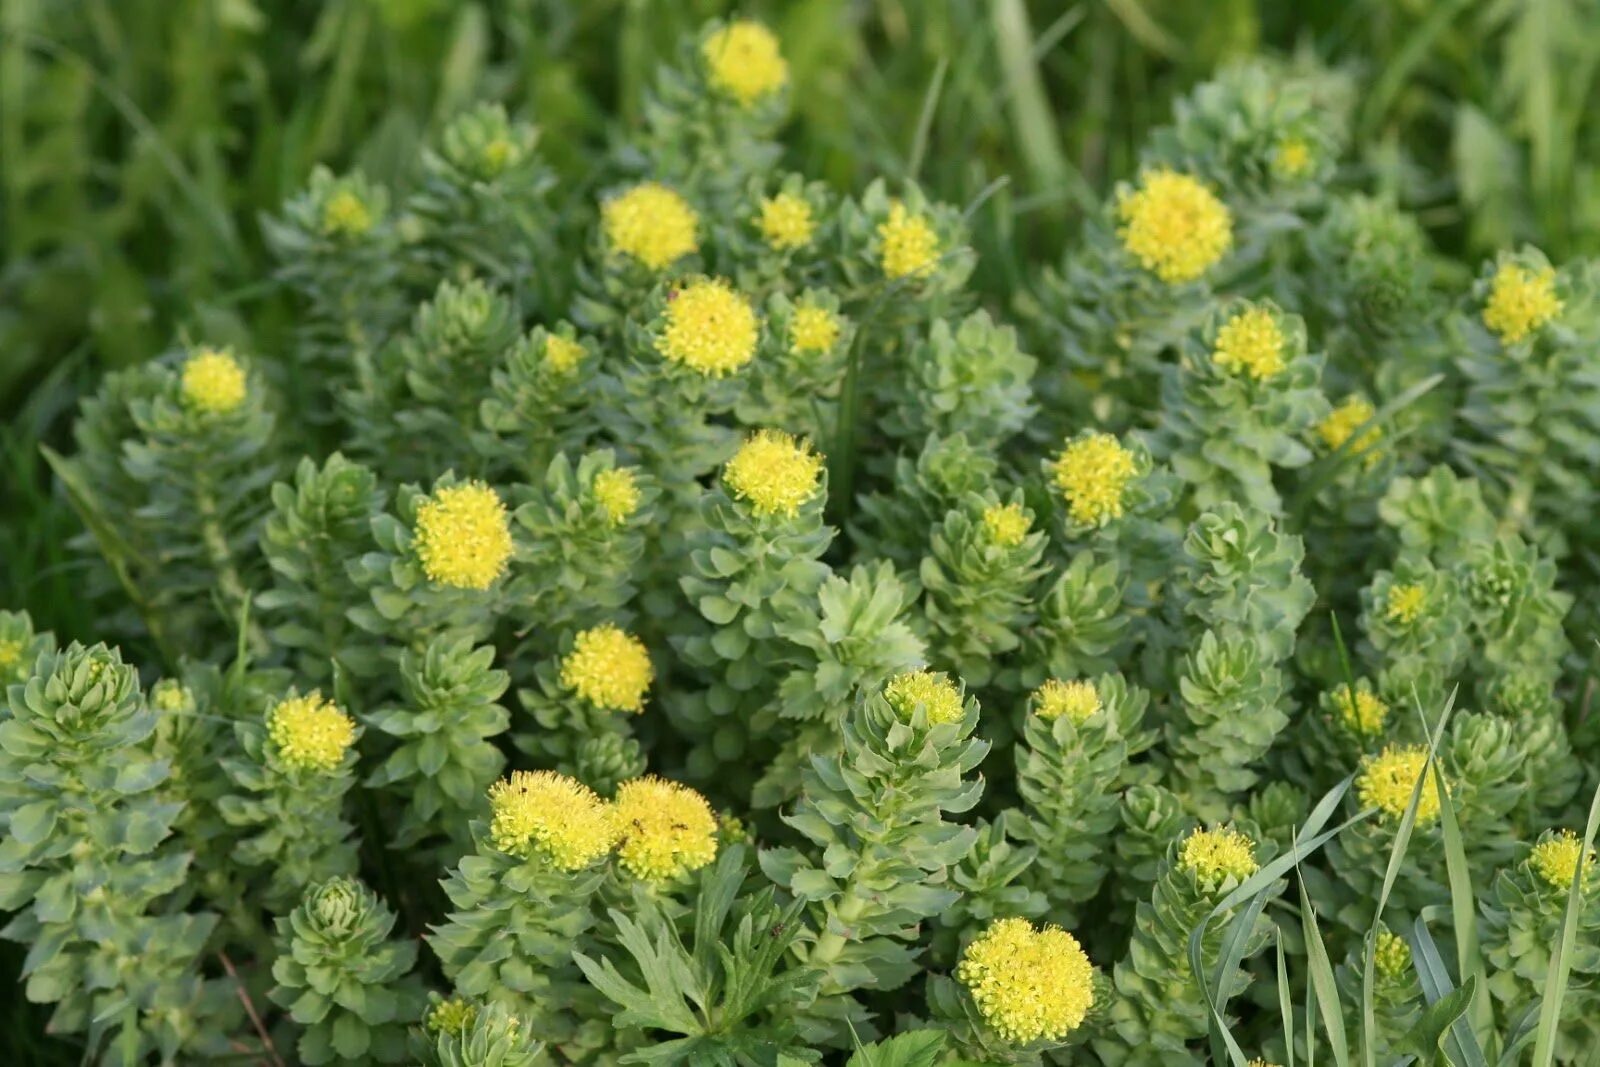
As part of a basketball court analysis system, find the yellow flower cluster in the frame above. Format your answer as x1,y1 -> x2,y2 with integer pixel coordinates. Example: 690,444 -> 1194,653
0,639 -> 23,678
884,670 -> 965,725
878,201 -> 940,280
592,468 -> 641,525
321,189 -> 374,238
1332,684 -> 1388,737
1116,169 -> 1233,284
981,502 -> 1031,547
1052,432 -> 1138,526
702,20 -> 788,107
1357,745 -> 1443,825
1033,678 -> 1101,725
1385,582 -> 1427,626
560,624 -> 654,713
543,334 -> 585,375
1531,829 -> 1594,891
267,692 -> 355,773
957,918 -> 1095,1045
657,278 -> 759,376
487,770 -> 617,869
180,348 -> 247,416
612,776 -> 719,883
789,305 -> 840,354
1180,827 -> 1259,886
758,192 -> 816,251
426,997 -> 478,1036
603,182 -> 699,271
1316,395 -> 1381,466
1271,136 -> 1313,180
1482,261 -> 1561,344
413,482 -> 514,591
1374,928 -> 1412,979
1212,306 -> 1286,381
723,430 -> 823,517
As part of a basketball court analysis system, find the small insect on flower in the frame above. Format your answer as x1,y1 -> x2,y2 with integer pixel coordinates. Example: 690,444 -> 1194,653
656,278 -> 759,376
320,188 -> 374,238
602,182 -> 699,271
1116,168 -> 1233,284
1316,395 -> 1381,467
543,333 -> 586,375
877,201 -> 941,281
757,192 -> 816,251
267,691 -> 356,773
592,467 -> 641,526
487,770 -> 618,870
788,305 -> 841,355
426,997 -> 478,1036
1033,678 -> 1101,725
612,776 -> 719,883
1385,582 -> 1427,626
1357,745 -> 1444,825
1051,432 -> 1139,527
1482,260 -> 1562,344
957,917 -> 1095,1046
1331,683 -> 1388,738
1530,829 -> 1595,891
1271,136 -> 1314,180
413,481 -> 514,591
1212,305 -> 1287,381
884,669 -> 965,725
1180,826 -> 1259,888
1374,928 -> 1412,979
180,348 -> 248,416
560,624 -> 654,713
723,430 -> 824,518
981,502 -> 1032,548
702,20 -> 788,107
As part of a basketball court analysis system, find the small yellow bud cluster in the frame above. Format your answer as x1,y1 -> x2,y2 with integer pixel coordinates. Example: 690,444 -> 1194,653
789,305 -> 840,355
723,430 -> 824,518
1316,396 -> 1381,466
1116,169 -> 1233,284
878,201 -> 941,280
1332,684 -> 1388,738
487,770 -> 617,869
1482,261 -> 1561,344
884,670 -> 965,725
1385,582 -> 1427,626
1357,745 -> 1443,825
413,482 -> 514,591
1271,136 -> 1314,180
1052,433 -> 1138,527
758,192 -> 816,251
592,468 -> 641,526
1033,679 -> 1101,725
180,348 -> 248,416
702,21 -> 788,107
603,182 -> 699,271
543,334 -> 585,375
612,776 -> 718,883
267,692 -> 355,773
560,624 -> 654,713
657,279 -> 759,376
321,189 -> 374,237
981,502 -> 1032,548
426,997 -> 478,1036
1530,829 -> 1594,891
1180,827 -> 1259,887
1212,306 -> 1287,381
957,917 -> 1095,1045
1374,928 -> 1412,979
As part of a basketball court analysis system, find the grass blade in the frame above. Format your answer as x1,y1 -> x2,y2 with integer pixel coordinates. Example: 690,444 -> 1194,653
1530,781 -> 1600,1067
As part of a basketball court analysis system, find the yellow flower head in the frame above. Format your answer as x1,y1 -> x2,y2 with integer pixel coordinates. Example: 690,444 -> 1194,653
1272,136 -> 1313,180
1385,582 -> 1427,626
1483,261 -> 1562,344
180,348 -> 247,415
592,468 -> 641,525
1051,432 -> 1139,526
702,20 -> 788,107
560,624 -> 653,713
878,201 -> 941,280
1180,827 -> 1259,887
884,670 -> 965,725
657,278 -> 759,376
982,502 -> 1032,548
414,482 -> 513,591
602,182 -> 699,271
957,918 -> 1095,1045
1332,684 -> 1388,737
543,334 -> 585,375
1033,679 -> 1101,725
758,192 -> 815,251
321,189 -> 374,237
0,639 -> 22,678
723,430 -> 823,517
426,997 -> 478,1036
1116,169 -> 1233,284
267,692 -> 355,773
1374,928 -> 1411,979
1531,829 -> 1595,891
487,770 -> 617,869
789,305 -> 840,355
151,679 -> 193,714
1357,745 -> 1443,825
1317,395 -> 1381,466
612,776 -> 719,883
1213,306 -> 1287,381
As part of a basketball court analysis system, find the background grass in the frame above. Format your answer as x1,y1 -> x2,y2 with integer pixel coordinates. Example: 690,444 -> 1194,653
3,0 -> 1599,1060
